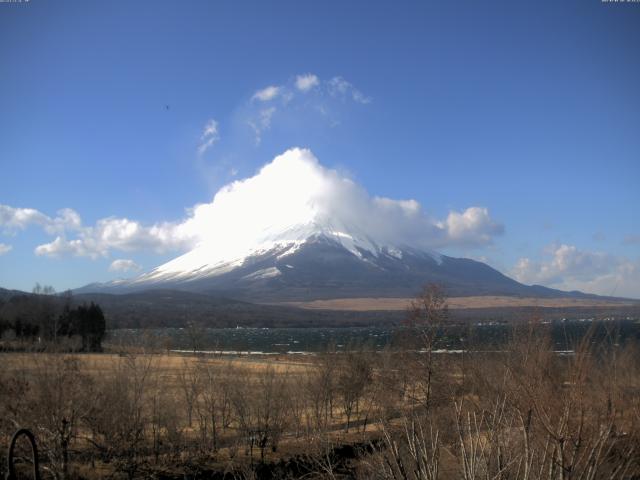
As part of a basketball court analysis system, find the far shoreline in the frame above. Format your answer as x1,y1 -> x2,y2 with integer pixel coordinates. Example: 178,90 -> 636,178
273,295 -> 640,311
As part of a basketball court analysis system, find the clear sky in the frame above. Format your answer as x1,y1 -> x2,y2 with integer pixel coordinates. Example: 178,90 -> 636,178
1,0 -> 639,297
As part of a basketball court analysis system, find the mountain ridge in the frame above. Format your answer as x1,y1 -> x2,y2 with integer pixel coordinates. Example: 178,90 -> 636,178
76,233 -> 619,303
3,286 -> 637,332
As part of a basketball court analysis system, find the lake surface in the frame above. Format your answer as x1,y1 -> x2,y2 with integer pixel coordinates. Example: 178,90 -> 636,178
106,318 -> 640,354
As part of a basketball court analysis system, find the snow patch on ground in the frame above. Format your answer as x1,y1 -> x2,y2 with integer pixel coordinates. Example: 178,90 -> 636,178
242,267 -> 281,281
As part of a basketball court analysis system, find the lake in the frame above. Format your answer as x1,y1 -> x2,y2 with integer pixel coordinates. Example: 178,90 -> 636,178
105,317 -> 640,354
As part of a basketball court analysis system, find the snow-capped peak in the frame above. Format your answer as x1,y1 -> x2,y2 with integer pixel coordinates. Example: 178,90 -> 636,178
126,148 -> 445,285
132,214 -> 440,286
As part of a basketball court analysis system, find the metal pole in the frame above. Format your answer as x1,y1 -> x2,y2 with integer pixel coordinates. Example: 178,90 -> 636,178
6,428 -> 40,480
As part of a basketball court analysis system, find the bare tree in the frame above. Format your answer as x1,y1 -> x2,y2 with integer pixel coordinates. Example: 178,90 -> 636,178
336,349 -> 372,432
16,355 -> 91,480
307,351 -> 337,432
83,354 -> 154,479
405,283 -> 448,411
177,358 -> 200,428
185,321 -> 205,353
230,366 -> 290,463
370,415 -> 441,480
194,358 -> 222,452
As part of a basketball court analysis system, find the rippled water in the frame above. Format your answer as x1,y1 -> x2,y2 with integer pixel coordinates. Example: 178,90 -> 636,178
106,318 -> 640,354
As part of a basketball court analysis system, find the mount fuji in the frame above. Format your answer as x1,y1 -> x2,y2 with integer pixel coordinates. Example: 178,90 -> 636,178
77,149 -> 599,303
83,227 -> 557,302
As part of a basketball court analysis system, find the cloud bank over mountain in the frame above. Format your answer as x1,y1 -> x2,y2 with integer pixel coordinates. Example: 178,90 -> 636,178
3,147 -> 636,298
166,148 -> 504,261
0,148 -> 503,262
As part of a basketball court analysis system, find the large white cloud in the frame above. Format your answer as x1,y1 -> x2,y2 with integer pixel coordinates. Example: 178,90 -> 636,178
159,148 -> 504,254
34,217 -> 195,259
5,148 -> 504,261
512,244 -> 640,298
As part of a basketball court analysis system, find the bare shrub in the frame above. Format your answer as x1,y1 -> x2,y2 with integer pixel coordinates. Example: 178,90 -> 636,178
451,322 -> 640,479
365,415 -> 440,480
336,349 -> 373,433
83,354 -> 154,479
177,358 -> 201,428
230,365 -> 291,463
307,350 -> 337,432
1,312 -> 638,479
1,355 -> 92,480
194,358 -> 223,453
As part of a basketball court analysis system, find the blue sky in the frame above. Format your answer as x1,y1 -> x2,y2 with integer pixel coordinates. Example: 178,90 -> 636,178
1,0 -> 639,297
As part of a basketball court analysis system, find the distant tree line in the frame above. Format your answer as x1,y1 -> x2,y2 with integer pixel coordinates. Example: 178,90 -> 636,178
0,284 -> 106,351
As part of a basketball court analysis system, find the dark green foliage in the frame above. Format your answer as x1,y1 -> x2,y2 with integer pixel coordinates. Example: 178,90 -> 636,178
69,302 -> 106,351
2,294 -> 41,339
0,288 -> 106,351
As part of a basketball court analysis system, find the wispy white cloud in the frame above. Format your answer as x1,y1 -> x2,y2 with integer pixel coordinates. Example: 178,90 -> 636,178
0,205 -> 81,234
109,259 -> 142,273
247,107 -> 276,145
197,118 -> 219,155
623,234 -> 640,245
327,76 -> 371,104
252,85 -> 280,102
295,73 -> 319,92
511,244 -> 640,298
0,243 -> 12,255
241,74 -> 370,146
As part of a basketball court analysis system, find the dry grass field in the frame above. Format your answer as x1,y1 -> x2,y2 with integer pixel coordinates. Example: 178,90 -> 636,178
277,295 -> 638,311
1,351 -> 314,377
1,321 -> 640,479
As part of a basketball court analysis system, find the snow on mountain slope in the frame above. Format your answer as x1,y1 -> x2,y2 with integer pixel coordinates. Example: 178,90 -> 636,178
76,148 -> 528,300
124,147 -> 447,287
90,230 -> 547,302
131,220 -> 442,288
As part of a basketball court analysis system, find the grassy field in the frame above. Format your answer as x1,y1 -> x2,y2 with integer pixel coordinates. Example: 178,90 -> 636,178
1,349 -> 389,478
1,351 -> 314,376
1,324 -> 640,479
